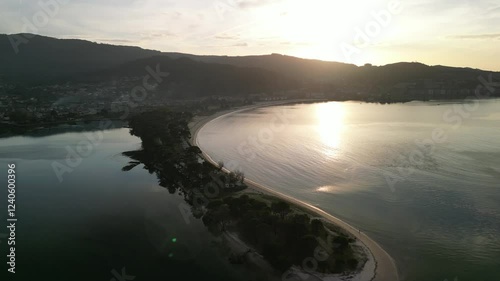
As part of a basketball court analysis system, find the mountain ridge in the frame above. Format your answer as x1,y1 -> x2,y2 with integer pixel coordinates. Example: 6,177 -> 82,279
1,33 -> 498,100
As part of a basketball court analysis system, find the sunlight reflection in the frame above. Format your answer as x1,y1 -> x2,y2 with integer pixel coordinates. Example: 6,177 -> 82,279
315,185 -> 345,194
316,186 -> 333,192
315,102 -> 345,156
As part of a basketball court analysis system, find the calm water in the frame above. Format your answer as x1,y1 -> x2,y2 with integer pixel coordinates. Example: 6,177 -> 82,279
198,100 -> 500,281
0,125 -> 251,281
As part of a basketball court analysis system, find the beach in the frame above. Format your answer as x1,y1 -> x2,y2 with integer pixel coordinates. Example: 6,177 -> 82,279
189,101 -> 400,281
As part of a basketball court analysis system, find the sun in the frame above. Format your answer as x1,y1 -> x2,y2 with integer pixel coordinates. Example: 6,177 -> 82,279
240,0 -> 387,62
256,0 -> 368,62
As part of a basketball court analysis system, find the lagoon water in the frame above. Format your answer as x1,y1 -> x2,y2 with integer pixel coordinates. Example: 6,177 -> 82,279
198,100 -> 500,281
0,125 -> 251,281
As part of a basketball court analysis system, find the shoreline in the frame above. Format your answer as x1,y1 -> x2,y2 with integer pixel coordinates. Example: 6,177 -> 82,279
189,100 -> 400,281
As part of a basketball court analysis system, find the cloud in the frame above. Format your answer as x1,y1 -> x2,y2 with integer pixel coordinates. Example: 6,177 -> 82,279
140,31 -> 178,40
237,0 -> 274,9
215,34 -> 239,40
448,33 -> 500,40
232,42 -> 248,47
0,0 -> 499,70
487,5 -> 500,12
95,38 -> 138,44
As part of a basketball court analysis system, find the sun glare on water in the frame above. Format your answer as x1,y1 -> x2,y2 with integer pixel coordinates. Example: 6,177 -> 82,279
315,102 -> 346,157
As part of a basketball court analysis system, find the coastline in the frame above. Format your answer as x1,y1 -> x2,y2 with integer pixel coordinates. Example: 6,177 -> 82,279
189,100 -> 400,281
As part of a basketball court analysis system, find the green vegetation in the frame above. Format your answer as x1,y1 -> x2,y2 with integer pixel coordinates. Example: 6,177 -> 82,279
203,194 -> 361,273
123,108 -> 364,276
124,108 -> 245,194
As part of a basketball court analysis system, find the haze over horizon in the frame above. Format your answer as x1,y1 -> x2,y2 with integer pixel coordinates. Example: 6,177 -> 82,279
1,0 -> 500,71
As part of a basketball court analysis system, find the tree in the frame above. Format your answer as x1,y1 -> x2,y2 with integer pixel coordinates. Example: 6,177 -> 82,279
207,200 -> 224,209
217,160 -> 224,171
213,205 -> 231,231
295,235 -> 318,262
333,235 -> 350,252
186,146 -> 202,155
228,172 -> 237,183
202,204 -> 231,233
311,219 -> 325,237
348,258 -> 358,270
234,170 -> 245,183
271,201 -> 291,220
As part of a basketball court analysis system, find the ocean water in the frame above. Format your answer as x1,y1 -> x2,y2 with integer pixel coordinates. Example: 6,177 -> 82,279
0,126 -> 252,281
197,100 -> 500,281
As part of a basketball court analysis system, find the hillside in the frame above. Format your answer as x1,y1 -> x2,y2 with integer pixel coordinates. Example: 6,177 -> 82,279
0,34 -> 160,83
161,52 -> 358,82
0,34 -> 498,100
81,56 -> 300,97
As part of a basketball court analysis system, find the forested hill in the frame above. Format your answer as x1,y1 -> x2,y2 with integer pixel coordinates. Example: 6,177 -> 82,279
82,56 -> 300,97
0,34 -> 160,82
1,34 -> 498,99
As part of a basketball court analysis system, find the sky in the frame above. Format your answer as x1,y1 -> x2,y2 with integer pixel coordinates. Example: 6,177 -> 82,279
1,0 -> 500,70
